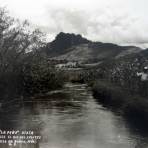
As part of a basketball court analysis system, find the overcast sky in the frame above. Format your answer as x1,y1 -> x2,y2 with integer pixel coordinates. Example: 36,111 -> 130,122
0,0 -> 148,48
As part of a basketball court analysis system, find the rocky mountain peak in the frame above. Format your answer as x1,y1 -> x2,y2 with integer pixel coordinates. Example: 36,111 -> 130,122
51,32 -> 90,50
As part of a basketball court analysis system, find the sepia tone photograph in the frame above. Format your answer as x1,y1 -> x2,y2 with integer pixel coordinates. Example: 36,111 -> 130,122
0,0 -> 148,147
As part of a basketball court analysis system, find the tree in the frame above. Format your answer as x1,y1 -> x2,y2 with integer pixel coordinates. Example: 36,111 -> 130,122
0,7 -> 45,98
0,8 -> 45,73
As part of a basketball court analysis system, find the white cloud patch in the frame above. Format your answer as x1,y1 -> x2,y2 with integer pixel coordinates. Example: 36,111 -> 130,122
41,7 -> 148,48
0,0 -> 148,48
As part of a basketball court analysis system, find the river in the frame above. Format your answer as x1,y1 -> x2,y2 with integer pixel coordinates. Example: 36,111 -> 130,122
0,83 -> 148,148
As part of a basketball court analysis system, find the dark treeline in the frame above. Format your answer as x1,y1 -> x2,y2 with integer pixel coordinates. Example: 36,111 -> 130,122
0,8 -> 64,100
93,53 -> 148,97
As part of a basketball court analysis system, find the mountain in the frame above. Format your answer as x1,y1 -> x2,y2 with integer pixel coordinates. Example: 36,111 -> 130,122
44,32 -> 142,63
45,32 -> 90,57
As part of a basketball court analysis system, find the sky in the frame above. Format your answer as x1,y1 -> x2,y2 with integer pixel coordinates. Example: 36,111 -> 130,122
0,0 -> 148,48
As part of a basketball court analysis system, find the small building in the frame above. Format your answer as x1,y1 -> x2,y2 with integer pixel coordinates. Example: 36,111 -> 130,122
55,62 -> 77,69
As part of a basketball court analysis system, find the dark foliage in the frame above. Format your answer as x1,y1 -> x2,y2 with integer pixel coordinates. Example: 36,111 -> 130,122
0,8 -> 64,100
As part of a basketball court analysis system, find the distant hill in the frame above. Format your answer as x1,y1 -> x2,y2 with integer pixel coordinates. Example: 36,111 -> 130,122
97,47 -> 148,77
43,32 -> 142,63
45,32 -> 90,57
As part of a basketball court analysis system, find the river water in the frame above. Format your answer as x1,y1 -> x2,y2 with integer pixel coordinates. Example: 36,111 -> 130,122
0,83 -> 148,148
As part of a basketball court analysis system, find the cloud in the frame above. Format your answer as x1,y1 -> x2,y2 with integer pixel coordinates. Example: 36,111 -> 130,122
40,7 -> 148,48
1,0 -> 148,48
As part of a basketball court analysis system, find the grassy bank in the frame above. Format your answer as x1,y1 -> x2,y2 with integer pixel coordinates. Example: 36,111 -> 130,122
92,80 -> 148,128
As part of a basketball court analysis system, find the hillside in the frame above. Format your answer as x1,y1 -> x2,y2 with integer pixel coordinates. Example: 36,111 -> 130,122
44,32 -> 90,57
44,32 -> 142,63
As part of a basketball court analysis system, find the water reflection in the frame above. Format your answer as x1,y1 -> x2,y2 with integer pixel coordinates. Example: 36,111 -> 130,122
0,83 -> 148,148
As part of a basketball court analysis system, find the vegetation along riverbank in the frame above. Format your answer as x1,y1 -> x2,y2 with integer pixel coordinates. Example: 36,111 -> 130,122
92,79 -> 148,129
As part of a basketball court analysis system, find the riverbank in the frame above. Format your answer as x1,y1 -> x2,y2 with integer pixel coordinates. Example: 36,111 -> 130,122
1,82 -> 147,148
92,80 -> 148,129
